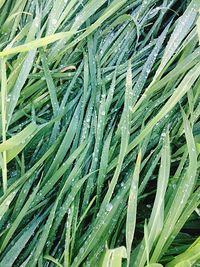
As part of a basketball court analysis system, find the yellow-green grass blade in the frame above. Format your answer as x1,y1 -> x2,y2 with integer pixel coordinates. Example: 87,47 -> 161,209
98,246 -> 127,267
0,31 -> 76,57
44,255 -> 63,267
0,122 -> 42,160
166,237 -> 200,267
0,132 -> 60,204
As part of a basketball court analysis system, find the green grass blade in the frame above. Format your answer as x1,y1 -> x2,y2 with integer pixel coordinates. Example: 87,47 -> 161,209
126,150 -> 141,266
0,58 -> 7,192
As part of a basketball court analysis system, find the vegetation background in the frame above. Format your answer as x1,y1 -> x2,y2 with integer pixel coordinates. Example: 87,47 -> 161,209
1,0 -> 200,266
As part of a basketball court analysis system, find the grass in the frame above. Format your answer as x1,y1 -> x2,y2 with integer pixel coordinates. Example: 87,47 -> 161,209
0,0 -> 200,266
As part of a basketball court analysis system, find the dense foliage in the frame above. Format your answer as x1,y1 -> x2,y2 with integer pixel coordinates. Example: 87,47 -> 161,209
1,0 -> 200,266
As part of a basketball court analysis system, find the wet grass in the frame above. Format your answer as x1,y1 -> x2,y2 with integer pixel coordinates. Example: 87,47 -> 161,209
0,0 -> 200,266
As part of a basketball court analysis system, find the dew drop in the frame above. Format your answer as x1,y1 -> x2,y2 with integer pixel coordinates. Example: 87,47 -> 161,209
106,203 -> 113,212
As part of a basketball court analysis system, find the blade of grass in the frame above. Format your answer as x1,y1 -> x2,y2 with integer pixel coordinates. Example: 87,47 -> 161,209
1,58 -> 7,193
126,150 -> 141,267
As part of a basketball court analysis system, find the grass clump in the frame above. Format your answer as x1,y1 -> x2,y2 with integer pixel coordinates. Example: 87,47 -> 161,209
1,0 -> 200,266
